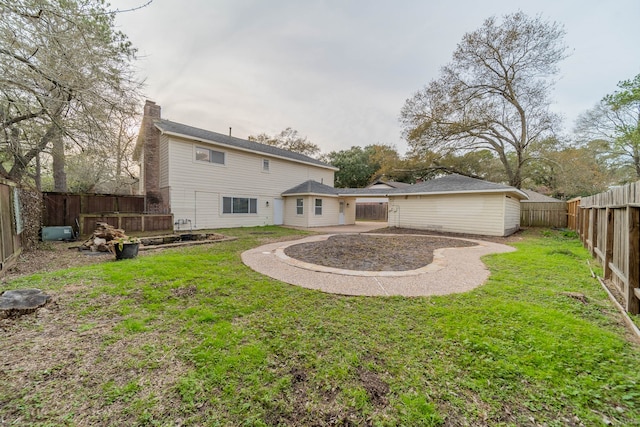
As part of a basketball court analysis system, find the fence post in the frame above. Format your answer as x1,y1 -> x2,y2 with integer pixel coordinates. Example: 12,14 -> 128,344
627,207 -> 640,314
590,208 -> 598,257
604,207 -> 614,281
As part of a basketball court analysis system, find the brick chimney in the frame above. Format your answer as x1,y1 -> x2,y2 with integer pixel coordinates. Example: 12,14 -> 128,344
139,100 -> 166,213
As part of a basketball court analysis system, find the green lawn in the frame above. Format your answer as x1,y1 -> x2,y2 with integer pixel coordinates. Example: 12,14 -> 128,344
1,228 -> 639,426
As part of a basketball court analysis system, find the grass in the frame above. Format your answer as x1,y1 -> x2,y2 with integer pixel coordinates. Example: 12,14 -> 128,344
1,227 -> 640,426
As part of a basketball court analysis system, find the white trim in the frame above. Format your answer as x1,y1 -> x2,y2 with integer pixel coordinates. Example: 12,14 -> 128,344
282,193 -> 339,198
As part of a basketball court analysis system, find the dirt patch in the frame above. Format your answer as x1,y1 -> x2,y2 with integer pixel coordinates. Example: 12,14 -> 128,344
2,242 -> 115,281
369,227 -> 524,244
284,234 -> 476,271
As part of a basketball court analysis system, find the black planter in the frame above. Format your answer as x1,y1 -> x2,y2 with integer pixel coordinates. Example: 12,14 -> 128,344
114,243 -> 139,260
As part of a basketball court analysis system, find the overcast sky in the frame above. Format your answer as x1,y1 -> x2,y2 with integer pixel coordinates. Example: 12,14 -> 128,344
110,0 -> 640,155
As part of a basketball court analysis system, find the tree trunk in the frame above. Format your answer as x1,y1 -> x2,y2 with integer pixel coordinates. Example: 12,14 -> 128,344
52,129 -> 67,192
35,152 -> 41,191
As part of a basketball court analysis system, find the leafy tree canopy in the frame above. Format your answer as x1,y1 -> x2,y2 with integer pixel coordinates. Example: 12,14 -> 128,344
0,0 -> 142,187
576,73 -> 640,179
248,127 -> 320,157
401,12 -> 568,188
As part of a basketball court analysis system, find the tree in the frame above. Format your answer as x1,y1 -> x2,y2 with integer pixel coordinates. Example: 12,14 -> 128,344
400,12 -> 568,188
322,146 -> 379,188
576,74 -> 640,179
0,0 -> 142,188
525,140 -> 612,198
248,127 -> 320,157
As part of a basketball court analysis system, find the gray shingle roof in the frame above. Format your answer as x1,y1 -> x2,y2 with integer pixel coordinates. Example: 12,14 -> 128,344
520,189 -> 563,202
280,175 -> 527,199
282,180 -> 340,196
392,174 -> 520,195
154,119 -> 336,170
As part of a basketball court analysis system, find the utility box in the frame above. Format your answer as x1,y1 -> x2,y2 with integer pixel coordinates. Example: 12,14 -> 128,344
41,226 -> 74,241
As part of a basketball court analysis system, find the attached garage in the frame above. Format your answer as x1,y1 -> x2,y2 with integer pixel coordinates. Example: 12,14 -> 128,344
386,174 -> 527,237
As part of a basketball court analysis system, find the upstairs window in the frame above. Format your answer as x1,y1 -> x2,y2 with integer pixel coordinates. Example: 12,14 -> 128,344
262,159 -> 270,172
196,146 -> 225,165
296,198 -> 303,215
315,198 -> 322,215
223,197 -> 257,214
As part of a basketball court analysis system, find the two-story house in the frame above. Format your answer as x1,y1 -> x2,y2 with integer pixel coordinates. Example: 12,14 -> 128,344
134,100 -> 357,230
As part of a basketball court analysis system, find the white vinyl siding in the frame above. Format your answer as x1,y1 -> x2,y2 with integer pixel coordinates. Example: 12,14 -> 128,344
503,196 -> 521,235
388,193 -> 508,236
166,135 -> 334,229
194,191 -> 218,229
283,196 -> 345,227
159,134 -> 170,188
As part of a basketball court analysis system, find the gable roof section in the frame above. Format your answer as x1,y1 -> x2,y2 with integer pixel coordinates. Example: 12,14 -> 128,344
389,174 -> 528,199
281,175 -> 527,199
520,189 -> 564,202
282,180 -> 340,197
154,119 -> 337,171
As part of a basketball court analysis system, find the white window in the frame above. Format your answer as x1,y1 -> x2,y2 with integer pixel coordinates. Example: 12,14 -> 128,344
315,198 -> 322,215
222,197 -> 257,214
262,159 -> 270,172
296,198 -> 303,215
196,146 -> 225,165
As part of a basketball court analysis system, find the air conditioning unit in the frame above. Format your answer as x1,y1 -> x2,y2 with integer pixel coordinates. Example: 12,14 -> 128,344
41,226 -> 75,241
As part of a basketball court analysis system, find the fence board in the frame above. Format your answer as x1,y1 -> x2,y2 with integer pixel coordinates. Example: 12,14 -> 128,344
567,198 -> 580,230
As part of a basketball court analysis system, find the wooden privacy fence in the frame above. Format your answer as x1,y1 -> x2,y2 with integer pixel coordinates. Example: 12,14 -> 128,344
356,202 -> 388,221
78,213 -> 174,236
43,192 -> 173,236
0,179 -> 22,277
575,181 -> 640,314
567,198 -> 581,230
520,201 -> 567,227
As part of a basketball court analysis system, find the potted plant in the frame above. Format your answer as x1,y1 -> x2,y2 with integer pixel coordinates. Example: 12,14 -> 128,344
110,236 -> 141,260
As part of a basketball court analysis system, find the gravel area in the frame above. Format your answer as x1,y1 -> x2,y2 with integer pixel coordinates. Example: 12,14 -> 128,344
284,234 -> 476,271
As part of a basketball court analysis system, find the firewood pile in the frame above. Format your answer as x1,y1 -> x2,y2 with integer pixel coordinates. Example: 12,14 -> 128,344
80,222 -> 130,252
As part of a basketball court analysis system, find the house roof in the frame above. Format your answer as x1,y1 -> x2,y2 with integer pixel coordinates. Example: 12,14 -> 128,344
281,175 -> 527,200
153,119 -> 337,171
386,174 -> 528,199
282,180 -> 340,197
520,189 -> 564,202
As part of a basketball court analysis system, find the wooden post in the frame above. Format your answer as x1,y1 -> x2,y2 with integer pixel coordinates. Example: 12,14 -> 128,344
583,208 -> 589,244
627,207 -> 640,314
604,207 -> 614,281
591,209 -> 598,258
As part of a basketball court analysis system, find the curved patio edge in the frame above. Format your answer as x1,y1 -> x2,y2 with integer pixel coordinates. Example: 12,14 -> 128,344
241,234 -> 516,297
